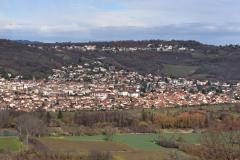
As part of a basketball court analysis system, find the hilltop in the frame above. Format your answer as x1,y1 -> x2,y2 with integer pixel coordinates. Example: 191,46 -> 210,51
0,39 -> 240,81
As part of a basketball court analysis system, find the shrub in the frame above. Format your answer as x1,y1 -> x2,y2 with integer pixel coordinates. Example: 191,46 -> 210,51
103,127 -> 117,141
155,135 -> 188,149
156,139 -> 179,148
178,143 -> 201,157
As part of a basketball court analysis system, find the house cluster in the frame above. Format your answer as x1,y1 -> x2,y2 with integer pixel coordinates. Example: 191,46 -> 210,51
0,61 -> 239,111
27,43 -> 195,53
100,44 -> 194,53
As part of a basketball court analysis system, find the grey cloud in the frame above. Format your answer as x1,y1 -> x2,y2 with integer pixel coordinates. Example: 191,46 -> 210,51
1,23 -> 240,45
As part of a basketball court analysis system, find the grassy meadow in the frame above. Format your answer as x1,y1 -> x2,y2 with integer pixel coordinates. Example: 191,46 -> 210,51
0,137 -> 22,152
162,64 -> 198,77
35,132 -> 200,160
55,133 -> 201,149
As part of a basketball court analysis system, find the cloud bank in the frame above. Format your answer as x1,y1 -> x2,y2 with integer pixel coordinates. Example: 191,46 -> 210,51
0,0 -> 239,44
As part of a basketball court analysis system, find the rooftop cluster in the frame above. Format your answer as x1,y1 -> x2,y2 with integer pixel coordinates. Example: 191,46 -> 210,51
0,61 -> 239,111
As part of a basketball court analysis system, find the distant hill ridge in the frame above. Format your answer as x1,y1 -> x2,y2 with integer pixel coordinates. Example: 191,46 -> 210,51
0,39 -> 240,82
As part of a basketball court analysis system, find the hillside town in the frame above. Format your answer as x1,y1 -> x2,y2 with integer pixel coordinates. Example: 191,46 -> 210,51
0,61 -> 239,112
27,43 -> 195,53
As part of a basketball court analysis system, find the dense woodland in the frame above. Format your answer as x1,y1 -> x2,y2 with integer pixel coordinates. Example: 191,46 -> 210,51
1,104 -> 240,136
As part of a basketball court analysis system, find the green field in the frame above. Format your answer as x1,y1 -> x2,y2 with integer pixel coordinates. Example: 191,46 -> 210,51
39,137 -> 171,160
42,133 -> 199,160
162,64 -> 198,77
0,133 -> 199,160
0,137 -> 22,152
60,133 -> 201,149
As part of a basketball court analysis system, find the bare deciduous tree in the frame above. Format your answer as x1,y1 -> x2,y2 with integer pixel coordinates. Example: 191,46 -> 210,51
0,110 -> 10,128
200,130 -> 240,160
16,114 -> 46,149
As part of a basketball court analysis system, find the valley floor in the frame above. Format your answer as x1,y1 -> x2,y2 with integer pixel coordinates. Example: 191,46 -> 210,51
0,132 -> 200,160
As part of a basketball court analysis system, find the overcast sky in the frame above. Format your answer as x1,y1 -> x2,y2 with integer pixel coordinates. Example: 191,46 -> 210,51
0,0 -> 239,44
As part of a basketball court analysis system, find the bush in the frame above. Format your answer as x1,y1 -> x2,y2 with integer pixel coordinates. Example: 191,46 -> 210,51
155,135 -> 188,149
178,143 -> 201,157
176,136 -> 186,143
103,127 -> 117,141
131,121 -> 155,133
156,139 -> 179,148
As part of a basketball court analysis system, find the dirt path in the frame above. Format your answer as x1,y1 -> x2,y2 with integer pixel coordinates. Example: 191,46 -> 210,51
29,138 -> 50,153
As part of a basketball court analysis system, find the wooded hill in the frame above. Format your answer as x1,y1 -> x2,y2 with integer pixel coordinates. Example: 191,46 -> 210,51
0,39 -> 240,81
